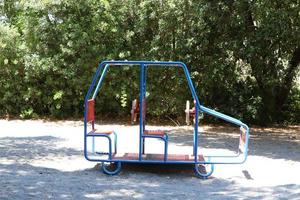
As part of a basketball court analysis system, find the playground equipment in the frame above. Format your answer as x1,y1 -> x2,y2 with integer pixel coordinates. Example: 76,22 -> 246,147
84,60 -> 249,178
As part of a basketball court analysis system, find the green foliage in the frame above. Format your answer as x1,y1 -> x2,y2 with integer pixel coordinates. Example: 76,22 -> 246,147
0,22 -> 27,116
0,0 -> 299,124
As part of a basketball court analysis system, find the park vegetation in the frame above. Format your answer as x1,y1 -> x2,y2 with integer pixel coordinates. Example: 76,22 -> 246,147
0,0 -> 299,125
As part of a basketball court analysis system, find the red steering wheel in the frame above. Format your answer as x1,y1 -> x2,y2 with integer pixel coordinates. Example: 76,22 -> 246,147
131,99 -> 139,124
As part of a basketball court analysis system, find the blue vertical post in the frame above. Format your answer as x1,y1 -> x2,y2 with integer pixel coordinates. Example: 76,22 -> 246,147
142,65 -> 147,154
180,63 -> 201,161
194,102 -> 199,162
139,64 -> 145,161
143,66 -> 147,106
193,115 -> 195,156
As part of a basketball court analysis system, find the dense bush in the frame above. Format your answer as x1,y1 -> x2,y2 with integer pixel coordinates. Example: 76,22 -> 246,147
0,0 -> 299,125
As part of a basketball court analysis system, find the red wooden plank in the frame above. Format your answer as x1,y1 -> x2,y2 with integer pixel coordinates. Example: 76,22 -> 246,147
113,153 -> 205,161
144,130 -> 165,136
87,99 -> 95,123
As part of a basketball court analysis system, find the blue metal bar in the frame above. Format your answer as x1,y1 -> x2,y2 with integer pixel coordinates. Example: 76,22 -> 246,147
84,156 -> 249,165
141,135 -> 168,161
143,65 -> 147,127
192,102 -> 196,156
179,62 -> 202,108
241,124 -> 249,163
142,65 -> 147,154
143,65 -> 147,98
164,135 -> 168,161
139,64 -> 145,161
89,131 -> 118,156
92,64 -> 109,99
108,136 -> 112,160
100,60 -> 185,66
194,102 -> 199,162
84,62 -> 106,161
200,105 -> 243,126
86,134 -> 112,159
113,131 -> 117,154
175,62 -> 203,162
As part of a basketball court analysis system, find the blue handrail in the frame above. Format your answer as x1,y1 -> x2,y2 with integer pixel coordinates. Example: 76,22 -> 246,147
200,105 -> 243,126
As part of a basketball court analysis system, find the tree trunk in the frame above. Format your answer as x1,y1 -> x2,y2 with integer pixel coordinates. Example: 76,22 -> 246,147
256,48 -> 300,124
276,48 -> 300,111
241,1 -> 300,124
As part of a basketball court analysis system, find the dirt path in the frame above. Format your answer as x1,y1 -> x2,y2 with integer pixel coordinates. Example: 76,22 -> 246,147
0,120 -> 299,199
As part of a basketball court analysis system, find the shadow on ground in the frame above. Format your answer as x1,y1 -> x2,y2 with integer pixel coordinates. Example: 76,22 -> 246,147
100,162 -> 197,176
1,162 -> 299,200
0,136 -> 82,161
168,126 -> 300,162
1,136 -> 299,199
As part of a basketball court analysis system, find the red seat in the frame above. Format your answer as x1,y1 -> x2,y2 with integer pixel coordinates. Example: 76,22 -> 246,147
89,129 -> 114,135
86,100 -> 114,135
144,130 -> 166,137
87,99 -> 95,123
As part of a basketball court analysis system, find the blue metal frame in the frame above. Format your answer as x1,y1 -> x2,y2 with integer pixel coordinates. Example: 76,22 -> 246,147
87,131 -> 117,160
139,64 -> 145,161
84,60 -> 250,177
142,134 -> 168,161
92,64 -> 109,99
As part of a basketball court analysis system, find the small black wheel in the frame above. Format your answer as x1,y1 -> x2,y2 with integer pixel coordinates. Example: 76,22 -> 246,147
194,163 -> 214,178
102,162 -> 122,175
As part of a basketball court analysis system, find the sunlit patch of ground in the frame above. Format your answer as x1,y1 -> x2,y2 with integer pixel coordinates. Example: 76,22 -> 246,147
0,120 -> 299,199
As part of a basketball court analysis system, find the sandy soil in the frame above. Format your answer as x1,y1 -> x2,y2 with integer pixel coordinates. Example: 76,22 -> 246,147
0,120 -> 299,199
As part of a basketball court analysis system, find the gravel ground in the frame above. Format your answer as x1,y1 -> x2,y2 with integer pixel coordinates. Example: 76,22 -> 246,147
0,120 -> 299,200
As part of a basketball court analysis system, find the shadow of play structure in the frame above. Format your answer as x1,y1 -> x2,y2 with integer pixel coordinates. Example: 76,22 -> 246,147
84,61 -> 249,178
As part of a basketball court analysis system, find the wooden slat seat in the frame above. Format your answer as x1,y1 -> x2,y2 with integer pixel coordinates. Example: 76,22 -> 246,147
88,129 -> 114,135
113,153 -> 205,161
144,130 -> 166,137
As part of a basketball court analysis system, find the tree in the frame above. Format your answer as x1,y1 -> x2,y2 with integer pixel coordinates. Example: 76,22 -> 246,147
0,0 -> 299,124
197,0 -> 300,124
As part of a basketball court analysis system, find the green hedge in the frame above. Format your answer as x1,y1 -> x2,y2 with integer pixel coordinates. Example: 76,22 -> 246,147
0,0 -> 299,125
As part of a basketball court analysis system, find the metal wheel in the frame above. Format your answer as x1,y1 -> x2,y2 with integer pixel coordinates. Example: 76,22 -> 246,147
194,163 -> 214,178
102,161 -> 122,175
